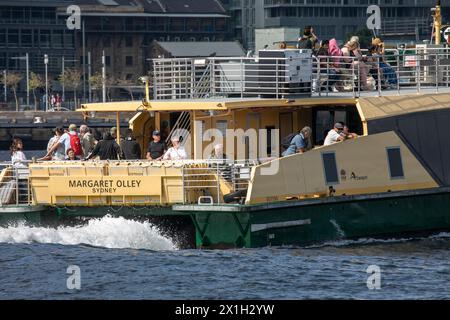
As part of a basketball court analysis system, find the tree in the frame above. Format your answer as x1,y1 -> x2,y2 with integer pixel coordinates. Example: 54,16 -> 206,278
29,72 -> 44,111
116,76 -> 136,100
346,28 -> 374,50
89,72 -> 103,102
59,68 -> 81,109
1,72 -> 23,111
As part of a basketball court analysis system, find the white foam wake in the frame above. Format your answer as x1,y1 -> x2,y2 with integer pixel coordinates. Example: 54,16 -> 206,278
0,215 -> 177,251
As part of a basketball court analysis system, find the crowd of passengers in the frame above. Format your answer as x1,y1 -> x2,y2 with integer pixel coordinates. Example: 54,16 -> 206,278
295,26 -> 398,92
9,125 -> 190,166
8,118 -> 357,166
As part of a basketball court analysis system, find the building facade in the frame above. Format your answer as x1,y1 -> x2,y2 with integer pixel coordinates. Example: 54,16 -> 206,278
227,0 -> 450,50
0,0 -> 232,107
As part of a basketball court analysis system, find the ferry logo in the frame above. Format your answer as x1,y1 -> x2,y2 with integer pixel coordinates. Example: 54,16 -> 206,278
340,169 -> 347,181
66,265 -> 81,290
66,5 -> 81,30
366,265 -> 381,290
366,5 -> 381,31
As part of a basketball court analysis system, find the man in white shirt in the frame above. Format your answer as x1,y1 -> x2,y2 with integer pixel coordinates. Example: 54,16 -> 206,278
163,137 -> 188,160
45,124 -> 78,158
324,122 -> 345,146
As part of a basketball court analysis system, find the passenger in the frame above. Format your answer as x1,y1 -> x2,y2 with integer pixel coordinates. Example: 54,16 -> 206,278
79,125 -> 96,157
120,129 -> 142,160
341,36 -> 371,91
209,143 -> 227,161
317,40 -> 339,92
282,126 -> 312,157
10,138 -> 27,168
146,130 -> 166,161
209,144 -> 231,181
372,38 -> 398,87
163,137 -> 188,160
297,26 -> 319,52
324,123 -> 346,146
85,131 -> 122,161
343,125 -> 358,140
45,124 -> 82,159
43,127 -> 65,161
65,148 -> 80,161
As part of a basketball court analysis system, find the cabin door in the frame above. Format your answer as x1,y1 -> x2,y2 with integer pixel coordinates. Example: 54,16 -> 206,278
246,113 -> 261,160
279,112 -> 293,156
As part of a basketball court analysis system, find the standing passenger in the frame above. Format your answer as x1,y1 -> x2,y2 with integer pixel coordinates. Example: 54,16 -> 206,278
146,130 -> 166,161
85,131 -> 122,161
10,138 -> 27,168
163,137 -> 188,160
120,129 -> 142,160
79,125 -> 96,157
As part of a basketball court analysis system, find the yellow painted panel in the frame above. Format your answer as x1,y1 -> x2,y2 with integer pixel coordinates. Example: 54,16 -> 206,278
246,131 -> 439,204
47,176 -> 162,196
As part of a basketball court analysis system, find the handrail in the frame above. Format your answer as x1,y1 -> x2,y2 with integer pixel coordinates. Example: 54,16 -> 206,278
152,48 -> 450,99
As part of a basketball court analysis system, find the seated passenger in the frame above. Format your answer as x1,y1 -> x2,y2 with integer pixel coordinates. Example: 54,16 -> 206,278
317,40 -> 339,92
282,126 -> 312,157
341,36 -> 372,91
372,38 -> 398,87
163,137 -> 188,160
324,123 -> 346,146
65,148 -> 80,161
209,144 -> 227,161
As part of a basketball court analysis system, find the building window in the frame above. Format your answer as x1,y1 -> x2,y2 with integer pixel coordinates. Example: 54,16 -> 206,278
322,152 -> 339,185
125,56 -> 133,66
386,147 -> 404,179
105,56 -> 111,66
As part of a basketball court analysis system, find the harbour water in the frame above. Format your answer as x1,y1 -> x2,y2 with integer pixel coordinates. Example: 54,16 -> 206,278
1,215 -> 450,300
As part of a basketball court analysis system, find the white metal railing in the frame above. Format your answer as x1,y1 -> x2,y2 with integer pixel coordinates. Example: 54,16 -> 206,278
153,55 -> 313,100
181,159 -> 258,204
0,162 -> 32,206
165,111 -> 191,147
152,47 -> 450,99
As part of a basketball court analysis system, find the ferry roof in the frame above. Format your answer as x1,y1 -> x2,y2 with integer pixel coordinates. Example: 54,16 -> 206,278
79,91 -> 450,122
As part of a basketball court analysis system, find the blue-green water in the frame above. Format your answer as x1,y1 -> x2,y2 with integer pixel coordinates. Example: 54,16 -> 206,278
1,216 -> 450,299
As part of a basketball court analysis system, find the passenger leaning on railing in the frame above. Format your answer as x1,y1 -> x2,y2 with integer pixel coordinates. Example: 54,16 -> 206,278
282,127 -> 312,157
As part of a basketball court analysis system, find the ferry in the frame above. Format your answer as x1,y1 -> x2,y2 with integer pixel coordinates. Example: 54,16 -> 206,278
2,4 -> 450,248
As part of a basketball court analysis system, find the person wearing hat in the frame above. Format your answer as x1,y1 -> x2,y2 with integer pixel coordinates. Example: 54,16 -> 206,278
324,123 -> 346,146
146,130 -> 167,161
163,136 -> 188,161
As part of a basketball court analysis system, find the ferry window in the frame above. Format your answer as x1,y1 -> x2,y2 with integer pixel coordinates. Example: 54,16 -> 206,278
322,152 -> 339,185
387,147 -> 404,179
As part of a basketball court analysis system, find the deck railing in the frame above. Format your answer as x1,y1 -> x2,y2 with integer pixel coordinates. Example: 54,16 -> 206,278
181,159 -> 258,205
152,47 -> 450,99
0,162 -> 32,207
